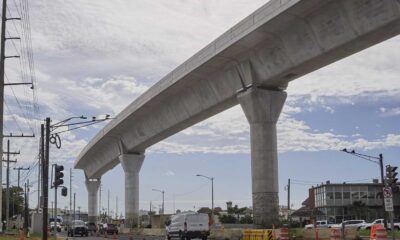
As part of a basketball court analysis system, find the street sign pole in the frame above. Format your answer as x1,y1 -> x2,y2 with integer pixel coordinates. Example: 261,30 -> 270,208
383,186 -> 395,240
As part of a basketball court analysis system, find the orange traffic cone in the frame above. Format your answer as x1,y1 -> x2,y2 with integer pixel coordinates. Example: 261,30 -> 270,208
19,228 -> 25,240
376,228 -> 387,240
330,228 -> 340,240
370,224 -> 385,240
280,227 -> 289,240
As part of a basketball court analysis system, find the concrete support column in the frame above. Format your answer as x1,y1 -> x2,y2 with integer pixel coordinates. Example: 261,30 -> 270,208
119,153 -> 145,229
85,178 -> 101,223
237,88 -> 286,227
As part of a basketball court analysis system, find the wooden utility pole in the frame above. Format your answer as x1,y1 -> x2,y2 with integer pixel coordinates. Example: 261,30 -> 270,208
0,0 -> 8,231
13,166 -> 29,189
3,139 -> 19,231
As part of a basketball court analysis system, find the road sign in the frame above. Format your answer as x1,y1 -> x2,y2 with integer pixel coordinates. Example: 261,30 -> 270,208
383,187 -> 394,212
383,186 -> 393,198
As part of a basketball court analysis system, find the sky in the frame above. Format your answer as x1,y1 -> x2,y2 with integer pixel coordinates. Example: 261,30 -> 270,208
2,0 -> 400,217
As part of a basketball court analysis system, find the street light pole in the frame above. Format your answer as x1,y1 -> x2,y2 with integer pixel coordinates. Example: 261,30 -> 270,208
152,189 -> 165,214
341,149 -> 387,228
196,174 -> 214,225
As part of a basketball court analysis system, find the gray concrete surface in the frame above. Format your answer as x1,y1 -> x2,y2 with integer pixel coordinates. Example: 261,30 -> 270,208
238,88 -> 286,226
75,0 -> 400,179
85,178 -> 101,223
74,0 -> 400,226
119,153 -> 145,228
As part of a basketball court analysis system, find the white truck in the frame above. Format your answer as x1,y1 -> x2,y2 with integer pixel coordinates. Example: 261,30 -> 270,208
166,212 -> 210,240
305,220 -> 333,229
361,219 -> 400,230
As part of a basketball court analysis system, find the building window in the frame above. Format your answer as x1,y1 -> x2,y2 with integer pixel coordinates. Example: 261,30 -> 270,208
360,192 -> 367,199
352,192 -> 359,200
327,192 -> 334,200
368,191 -> 375,199
335,192 -> 342,199
343,192 -> 350,199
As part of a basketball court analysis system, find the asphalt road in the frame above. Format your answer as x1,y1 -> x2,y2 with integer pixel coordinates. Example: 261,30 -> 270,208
57,231 -> 165,240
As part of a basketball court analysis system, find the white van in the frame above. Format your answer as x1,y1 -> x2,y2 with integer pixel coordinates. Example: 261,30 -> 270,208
166,212 -> 210,240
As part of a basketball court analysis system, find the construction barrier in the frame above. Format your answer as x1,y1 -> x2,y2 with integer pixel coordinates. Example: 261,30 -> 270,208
242,229 -> 275,240
280,228 -> 289,240
376,228 -> 387,240
330,228 -> 340,240
370,224 -> 385,240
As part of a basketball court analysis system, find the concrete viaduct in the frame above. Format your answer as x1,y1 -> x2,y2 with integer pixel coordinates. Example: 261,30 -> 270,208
75,0 -> 400,227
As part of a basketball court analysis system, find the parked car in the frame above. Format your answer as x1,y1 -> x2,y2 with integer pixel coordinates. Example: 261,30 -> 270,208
331,220 -> 367,230
50,221 -> 61,232
166,212 -> 210,240
361,219 -> 400,230
99,223 -> 118,235
86,222 -> 98,233
68,220 -> 89,237
304,220 -> 334,229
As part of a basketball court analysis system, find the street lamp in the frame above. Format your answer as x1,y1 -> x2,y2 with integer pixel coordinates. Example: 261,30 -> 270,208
341,148 -> 387,228
196,174 -> 214,223
152,189 -> 165,215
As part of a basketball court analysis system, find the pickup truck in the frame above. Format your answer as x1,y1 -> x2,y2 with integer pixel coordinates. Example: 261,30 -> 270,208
331,220 -> 367,230
305,220 -> 333,229
361,219 -> 400,230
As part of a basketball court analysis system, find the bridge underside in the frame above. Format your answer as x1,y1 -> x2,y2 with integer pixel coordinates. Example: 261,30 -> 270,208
75,0 -> 400,227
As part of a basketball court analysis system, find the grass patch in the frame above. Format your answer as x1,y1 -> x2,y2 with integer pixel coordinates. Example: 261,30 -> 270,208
0,232 -> 45,240
358,229 -> 400,238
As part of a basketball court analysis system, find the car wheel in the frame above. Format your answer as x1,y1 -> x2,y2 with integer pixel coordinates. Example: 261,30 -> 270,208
167,235 -> 171,240
202,237 -> 208,240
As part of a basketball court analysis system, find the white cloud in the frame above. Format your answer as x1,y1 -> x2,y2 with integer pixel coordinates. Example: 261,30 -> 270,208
163,171 -> 175,177
379,107 -> 400,117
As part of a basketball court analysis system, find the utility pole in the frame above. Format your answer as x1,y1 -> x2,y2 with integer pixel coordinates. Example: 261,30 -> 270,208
116,196 -> 118,219
24,179 -> 29,234
69,168 -> 72,213
107,189 -> 110,219
3,139 -> 19,231
13,167 -> 29,189
42,119 -> 50,240
37,139 -> 41,213
287,178 -> 291,223
73,192 -> 76,221
99,183 -> 102,216
0,0 -> 7,230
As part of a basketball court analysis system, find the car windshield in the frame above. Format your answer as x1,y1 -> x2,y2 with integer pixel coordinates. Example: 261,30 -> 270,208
108,224 -> 116,227
72,220 -> 85,226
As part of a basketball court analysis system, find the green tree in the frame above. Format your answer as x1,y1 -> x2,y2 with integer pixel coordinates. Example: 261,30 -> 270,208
348,200 -> 367,219
2,186 -> 24,220
219,214 -> 237,224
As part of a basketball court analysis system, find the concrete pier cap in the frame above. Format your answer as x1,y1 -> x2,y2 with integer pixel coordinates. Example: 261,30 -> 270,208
119,152 -> 145,229
238,88 -> 286,227
85,178 -> 101,223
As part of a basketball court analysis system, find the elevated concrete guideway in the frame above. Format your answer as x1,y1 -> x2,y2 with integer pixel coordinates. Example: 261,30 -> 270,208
75,0 -> 400,227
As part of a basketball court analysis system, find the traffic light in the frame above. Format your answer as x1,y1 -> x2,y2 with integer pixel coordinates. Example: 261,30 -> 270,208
386,165 -> 398,186
54,164 -> 64,187
61,187 -> 68,196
